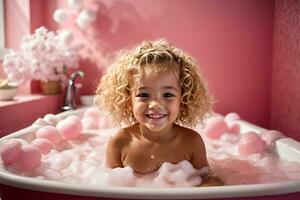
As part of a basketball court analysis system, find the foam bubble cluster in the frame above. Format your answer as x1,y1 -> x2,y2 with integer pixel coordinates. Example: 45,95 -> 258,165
1,110 -> 300,187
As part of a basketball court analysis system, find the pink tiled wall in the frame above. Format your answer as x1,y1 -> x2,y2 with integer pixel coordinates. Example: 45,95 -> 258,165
271,0 -> 300,141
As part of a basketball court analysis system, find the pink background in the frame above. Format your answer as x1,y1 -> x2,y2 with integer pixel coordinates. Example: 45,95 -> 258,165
44,0 -> 274,128
1,0 -> 300,142
271,0 -> 300,141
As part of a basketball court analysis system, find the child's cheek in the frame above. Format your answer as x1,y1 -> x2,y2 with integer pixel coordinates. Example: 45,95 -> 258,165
132,101 -> 145,116
135,101 -> 147,110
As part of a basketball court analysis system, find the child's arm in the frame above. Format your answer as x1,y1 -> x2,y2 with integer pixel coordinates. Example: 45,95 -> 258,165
190,134 -> 209,169
190,133 -> 223,186
106,129 -> 126,168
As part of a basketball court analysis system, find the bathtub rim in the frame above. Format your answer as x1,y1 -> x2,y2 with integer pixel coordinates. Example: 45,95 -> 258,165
0,169 -> 300,199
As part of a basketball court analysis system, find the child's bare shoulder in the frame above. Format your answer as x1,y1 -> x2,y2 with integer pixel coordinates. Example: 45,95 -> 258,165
106,127 -> 137,168
175,125 -> 205,147
175,125 -> 202,139
109,127 -> 135,147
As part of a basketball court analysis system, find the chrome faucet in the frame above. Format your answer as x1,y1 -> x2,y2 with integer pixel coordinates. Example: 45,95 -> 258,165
62,70 -> 84,111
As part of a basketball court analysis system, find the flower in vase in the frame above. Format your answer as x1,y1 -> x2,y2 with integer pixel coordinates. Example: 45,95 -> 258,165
2,26 -> 80,84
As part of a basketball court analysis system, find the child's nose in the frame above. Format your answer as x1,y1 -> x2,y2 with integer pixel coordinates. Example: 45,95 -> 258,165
149,99 -> 163,110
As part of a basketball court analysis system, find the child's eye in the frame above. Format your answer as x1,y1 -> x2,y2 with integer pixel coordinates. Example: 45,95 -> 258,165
136,92 -> 150,98
163,92 -> 175,98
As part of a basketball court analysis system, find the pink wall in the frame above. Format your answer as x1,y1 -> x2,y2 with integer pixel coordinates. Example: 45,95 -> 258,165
1,0 -> 278,138
4,0 -> 30,50
4,0 -> 45,48
44,0 -> 274,128
271,0 -> 300,141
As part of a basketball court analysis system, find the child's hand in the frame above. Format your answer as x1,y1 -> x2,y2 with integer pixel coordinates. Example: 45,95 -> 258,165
198,169 -> 223,187
199,175 -> 223,186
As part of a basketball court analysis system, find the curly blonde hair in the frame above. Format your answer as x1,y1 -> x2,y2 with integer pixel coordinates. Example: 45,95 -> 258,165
95,39 -> 213,127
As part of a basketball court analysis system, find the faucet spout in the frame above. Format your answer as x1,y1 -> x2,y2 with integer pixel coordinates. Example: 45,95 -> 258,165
62,70 -> 84,111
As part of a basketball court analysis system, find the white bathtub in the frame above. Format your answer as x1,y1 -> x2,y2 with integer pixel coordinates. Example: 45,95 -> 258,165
0,107 -> 299,200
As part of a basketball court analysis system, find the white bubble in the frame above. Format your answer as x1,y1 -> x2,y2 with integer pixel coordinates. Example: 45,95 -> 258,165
53,9 -> 69,24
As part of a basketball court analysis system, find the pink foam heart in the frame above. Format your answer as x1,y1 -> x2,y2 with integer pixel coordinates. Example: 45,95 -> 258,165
35,125 -> 62,144
14,145 -> 42,172
224,112 -> 240,122
204,117 -> 229,139
31,138 -> 55,154
229,123 -> 240,134
81,116 -> 99,129
0,139 -> 22,165
238,132 -> 267,155
56,119 -> 82,140
84,107 -> 100,122
65,115 -> 81,123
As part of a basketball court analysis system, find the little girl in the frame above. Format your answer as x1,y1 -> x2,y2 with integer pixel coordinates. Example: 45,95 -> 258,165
95,39 -> 222,186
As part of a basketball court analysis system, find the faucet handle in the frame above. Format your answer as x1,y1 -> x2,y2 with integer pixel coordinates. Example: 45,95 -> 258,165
70,70 -> 84,82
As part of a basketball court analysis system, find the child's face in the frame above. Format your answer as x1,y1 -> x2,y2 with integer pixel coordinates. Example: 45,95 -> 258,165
131,70 -> 181,132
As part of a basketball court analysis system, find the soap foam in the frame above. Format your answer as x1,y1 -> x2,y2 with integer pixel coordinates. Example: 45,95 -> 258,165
1,110 -> 300,187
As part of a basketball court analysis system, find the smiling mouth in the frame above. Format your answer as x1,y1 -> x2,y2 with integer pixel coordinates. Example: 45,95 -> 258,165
146,114 -> 167,119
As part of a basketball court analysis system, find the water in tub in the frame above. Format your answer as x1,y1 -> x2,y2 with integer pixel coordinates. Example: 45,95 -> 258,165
1,108 -> 300,187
